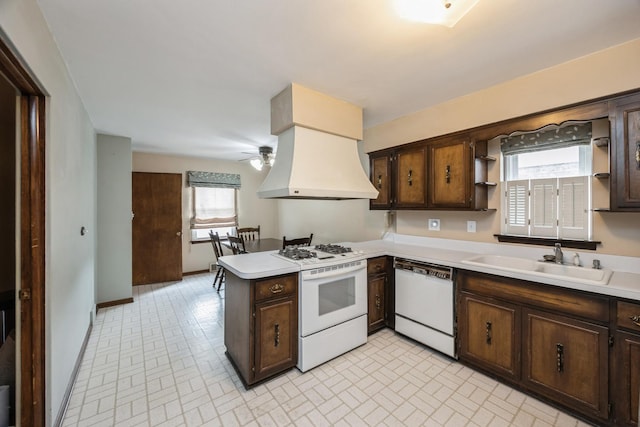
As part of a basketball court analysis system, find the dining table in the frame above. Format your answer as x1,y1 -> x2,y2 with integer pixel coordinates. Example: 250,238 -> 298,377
224,237 -> 283,253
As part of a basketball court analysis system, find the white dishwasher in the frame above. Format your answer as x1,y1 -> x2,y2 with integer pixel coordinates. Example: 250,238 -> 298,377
394,258 -> 456,358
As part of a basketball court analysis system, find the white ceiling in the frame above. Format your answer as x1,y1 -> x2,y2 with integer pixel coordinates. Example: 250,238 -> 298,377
36,0 -> 640,161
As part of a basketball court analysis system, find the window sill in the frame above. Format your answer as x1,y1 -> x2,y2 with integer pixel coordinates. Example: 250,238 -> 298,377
493,234 -> 600,251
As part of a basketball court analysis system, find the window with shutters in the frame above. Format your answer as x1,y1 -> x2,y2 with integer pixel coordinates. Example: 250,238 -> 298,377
501,123 -> 592,240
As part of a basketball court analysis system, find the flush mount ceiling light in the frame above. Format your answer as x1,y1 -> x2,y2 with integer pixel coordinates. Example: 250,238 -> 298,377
393,0 -> 480,27
249,146 -> 275,171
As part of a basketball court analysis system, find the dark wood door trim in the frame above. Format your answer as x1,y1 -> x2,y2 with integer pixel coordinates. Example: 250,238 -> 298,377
1,35 -> 47,426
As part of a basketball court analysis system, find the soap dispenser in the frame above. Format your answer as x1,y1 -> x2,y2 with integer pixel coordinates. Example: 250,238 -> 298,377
573,253 -> 581,266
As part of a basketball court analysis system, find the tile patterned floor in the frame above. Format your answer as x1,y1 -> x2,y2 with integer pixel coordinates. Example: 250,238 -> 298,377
62,273 -> 592,426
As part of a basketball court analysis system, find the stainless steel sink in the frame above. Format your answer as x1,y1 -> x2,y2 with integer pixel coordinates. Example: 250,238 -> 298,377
461,254 -> 612,285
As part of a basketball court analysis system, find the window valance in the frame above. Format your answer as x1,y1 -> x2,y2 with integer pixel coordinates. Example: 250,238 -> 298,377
501,122 -> 592,156
187,170 -> 241,189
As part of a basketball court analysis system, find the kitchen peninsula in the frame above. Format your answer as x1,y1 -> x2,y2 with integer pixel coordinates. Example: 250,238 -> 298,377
219,234 -> 640,426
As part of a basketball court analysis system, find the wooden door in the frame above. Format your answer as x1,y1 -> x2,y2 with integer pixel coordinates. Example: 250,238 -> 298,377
367,275 -> 385,334
458,292 -> 520,381
132,172 -> 182,285
369,152 -> 392,209
429,138 -> 471,208
614,330 -> 640,426
254,297 -> 297,382
523,308 -> 609,420
610,93 -> 640,210
396,146 -> 427,208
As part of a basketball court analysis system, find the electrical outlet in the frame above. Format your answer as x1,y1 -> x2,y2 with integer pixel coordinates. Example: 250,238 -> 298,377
467,221 -> 476,233
428,218 -> 440,231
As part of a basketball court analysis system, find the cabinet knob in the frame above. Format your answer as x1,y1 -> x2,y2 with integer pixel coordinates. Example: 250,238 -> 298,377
274,323 -> 280,347
408,169 -> 413,186
375,294 -> 381,309
377,174 -> 382,189
485,321 -> 492,345
445,165 -> 451,184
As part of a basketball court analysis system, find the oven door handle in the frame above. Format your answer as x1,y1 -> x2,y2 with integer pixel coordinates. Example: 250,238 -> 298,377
301,262 -> 366,280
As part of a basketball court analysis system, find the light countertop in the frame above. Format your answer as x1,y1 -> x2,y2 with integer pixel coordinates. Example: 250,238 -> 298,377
218,235 -> 640,301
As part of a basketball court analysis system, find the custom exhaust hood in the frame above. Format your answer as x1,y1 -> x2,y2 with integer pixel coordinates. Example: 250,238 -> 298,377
257,84 -> 379,200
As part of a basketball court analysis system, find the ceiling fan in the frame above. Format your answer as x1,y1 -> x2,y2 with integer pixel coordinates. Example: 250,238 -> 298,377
241,146 -> 275,171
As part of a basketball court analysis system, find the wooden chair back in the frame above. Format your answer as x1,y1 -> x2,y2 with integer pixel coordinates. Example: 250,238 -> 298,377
227,234 -> 247,254
282,233 -> 314,249
209,231 -> 224,260
236,225 -> 260,241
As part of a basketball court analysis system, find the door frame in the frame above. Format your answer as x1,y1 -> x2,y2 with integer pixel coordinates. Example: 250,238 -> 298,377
1,36 -> 47,426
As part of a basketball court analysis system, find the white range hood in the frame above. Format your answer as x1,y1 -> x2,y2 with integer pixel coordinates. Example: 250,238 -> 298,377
257,126 -> 378,200
257,83 -> 378,200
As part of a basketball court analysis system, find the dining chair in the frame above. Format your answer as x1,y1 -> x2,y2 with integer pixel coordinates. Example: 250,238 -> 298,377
236,225 -> 260,241
209,231 -> 225,292
227,234 -> 247,254
282,233 -> 314,249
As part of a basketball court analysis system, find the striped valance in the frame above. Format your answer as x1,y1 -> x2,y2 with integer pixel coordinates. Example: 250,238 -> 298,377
501,122 -> 592,156
187,171 -> 241,189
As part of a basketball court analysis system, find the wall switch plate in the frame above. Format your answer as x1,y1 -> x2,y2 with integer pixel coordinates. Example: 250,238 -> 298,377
467,220 -> 476,233
428,219 -> 440,231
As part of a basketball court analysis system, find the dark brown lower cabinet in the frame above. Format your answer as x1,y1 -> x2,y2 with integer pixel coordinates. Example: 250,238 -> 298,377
225,271 -> 298,387
613,331 -> 640,426
458,292 -> 520,381
457,270 -> 612,425
522,309 -> 609,420
367,256 -> 393,334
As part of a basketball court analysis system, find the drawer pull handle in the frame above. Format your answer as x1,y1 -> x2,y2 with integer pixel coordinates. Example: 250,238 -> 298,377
630,315 -> 640,327
445,165 -> 451,184
408,169 -> 413,186
375,294 -> 381,310
269,284 -> 284,294
485,321 -> 492,345
274,323 -> 280,347
556,343 -> 564,373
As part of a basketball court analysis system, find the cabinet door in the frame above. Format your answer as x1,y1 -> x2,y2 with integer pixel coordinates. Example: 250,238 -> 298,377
523,309 -> 609,420
429,138 -> 471,208
368,275 -> 386,334
396,146 -> 427,208
610,93 -> 640,210
369,152 -> 392,209
613,331 -> 640,426
254,297 -> 297,382
458,292 -> 520,381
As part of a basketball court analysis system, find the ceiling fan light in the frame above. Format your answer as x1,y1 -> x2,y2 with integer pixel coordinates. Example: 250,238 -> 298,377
250,158 -> 264,171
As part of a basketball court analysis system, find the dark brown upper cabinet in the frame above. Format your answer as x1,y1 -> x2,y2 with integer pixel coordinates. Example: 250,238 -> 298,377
609,92 -> 640,211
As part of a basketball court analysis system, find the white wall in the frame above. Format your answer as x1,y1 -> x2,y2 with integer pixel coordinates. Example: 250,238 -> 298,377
0,0 -> 97,423
133,152 -> 280,273
97,134 -> 132,304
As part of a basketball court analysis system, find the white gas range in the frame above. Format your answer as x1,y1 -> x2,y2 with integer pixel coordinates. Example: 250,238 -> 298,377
273,244 -> 369,372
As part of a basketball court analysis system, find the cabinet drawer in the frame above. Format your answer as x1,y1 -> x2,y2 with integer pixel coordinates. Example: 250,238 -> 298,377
367,257 -> 387,275
255,275 -> 297,302
458,271 -> 609,323
617,300 -> 640,333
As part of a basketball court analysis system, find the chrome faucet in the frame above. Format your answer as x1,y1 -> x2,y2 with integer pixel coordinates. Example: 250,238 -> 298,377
554,243 -> 563,265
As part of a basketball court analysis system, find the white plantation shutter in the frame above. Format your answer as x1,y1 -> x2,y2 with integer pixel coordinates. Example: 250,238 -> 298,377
559,176 -> 589,239
505,180 -> 529,235
531,178 -> 557,237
